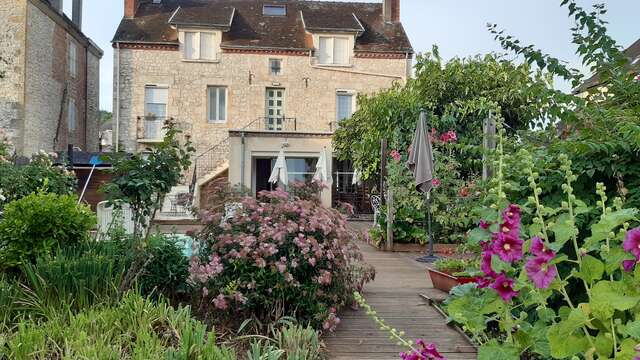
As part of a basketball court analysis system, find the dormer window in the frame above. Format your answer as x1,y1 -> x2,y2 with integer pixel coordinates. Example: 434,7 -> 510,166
181,30 -> 219,61
318,36 -> 351,65
263,5 -> 286,16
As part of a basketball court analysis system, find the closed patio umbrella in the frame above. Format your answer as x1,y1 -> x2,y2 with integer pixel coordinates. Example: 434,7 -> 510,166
269,149 -> 289,185
406,111 -> 437,263
352,168 -> 362,185
313,147 -> 333,184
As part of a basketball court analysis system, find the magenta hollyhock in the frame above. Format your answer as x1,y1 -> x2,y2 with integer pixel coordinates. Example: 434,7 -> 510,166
480,251 -> 496,277
399,340 -> 446,360
490,273 -> 518,302
623,227 -> 640,258
493,232 -> 523,263
500,204 -> 521,239
530,237 -> 555,261
623,259 -> 637,272
479,220 -> 490,230
525,257 -> 557,289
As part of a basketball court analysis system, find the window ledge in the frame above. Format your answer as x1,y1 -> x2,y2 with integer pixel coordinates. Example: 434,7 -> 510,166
181,59 -> 220,64
138,138 -> 164,144
207,120 -> 228,125
315,63 -> 353,68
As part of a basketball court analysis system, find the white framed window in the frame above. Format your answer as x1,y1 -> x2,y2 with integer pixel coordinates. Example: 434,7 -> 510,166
182,31 -> 218,61
269,58 -> 282,75
69,40 -> 78,78
144,86 -> 168,118
208,86 -> 227,123
68,99 -> 77,132
318,36 -> 351,65
336,91 -> 355,121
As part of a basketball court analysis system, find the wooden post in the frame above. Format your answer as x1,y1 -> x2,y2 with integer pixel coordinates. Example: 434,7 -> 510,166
482,112 -> 497,181
380,138 -> 387,205
386,187 -> 394,251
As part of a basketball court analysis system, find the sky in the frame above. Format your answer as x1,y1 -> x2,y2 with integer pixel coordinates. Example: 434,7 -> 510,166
64,0 -> 640,112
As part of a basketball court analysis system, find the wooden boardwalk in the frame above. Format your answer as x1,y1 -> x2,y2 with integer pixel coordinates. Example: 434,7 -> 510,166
325,228 -> 477,360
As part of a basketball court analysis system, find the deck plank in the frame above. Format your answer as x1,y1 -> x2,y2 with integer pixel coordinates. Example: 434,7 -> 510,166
325,223 -> 477,359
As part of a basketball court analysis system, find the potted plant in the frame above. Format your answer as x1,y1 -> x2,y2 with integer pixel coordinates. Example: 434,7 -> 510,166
427,258 -> 476,293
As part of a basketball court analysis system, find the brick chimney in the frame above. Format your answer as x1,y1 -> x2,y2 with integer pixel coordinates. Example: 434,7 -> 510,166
383,0 -> 400,23
125,0 -> 139,18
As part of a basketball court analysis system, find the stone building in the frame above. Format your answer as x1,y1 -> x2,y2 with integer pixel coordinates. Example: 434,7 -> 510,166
112,0 -> 412,210
0,0 -> 102,157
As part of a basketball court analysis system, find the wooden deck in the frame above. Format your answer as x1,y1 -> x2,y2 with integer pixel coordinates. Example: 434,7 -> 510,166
325,227 -> 477,360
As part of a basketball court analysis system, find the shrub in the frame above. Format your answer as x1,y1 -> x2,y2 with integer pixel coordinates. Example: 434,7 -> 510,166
139,234 -> 190,299
1,293 -> 236,359
0,192 -> 95,269
0,152 -> 75,210
190,183 -> 373,330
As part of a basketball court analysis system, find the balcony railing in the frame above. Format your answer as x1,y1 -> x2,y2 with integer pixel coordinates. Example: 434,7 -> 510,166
242,117 -> 298,132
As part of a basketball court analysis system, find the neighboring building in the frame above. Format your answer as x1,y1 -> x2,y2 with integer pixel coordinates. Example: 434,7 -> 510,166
112,0 -> 413,210
574,38 -> 640,95
0,0 -> 103,157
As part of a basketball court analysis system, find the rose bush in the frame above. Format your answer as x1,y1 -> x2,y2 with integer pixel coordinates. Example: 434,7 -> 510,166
189,182 -> 374,330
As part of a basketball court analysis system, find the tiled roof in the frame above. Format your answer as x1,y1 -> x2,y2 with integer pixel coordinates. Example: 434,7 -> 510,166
112,0 -> 413,54
573,38 -> 640,93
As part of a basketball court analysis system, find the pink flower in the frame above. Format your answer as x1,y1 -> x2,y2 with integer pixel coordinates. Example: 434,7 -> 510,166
480,251 -> 496,277
623,227 -> 640,258
202,287 -> 209,297
390,150 -> 401,162
623,259 -> 637,272
439,130 -> 457,144
493,232 -> 523,263
525,257 -> 557,289
213,294 -> 228,310
431,178 -> 441,188
323,311 -> 341,332
400,340 -> 446,360
530,237 -> 555,261
479,220 -> 490,230
490,273 -> 518,302
317,270 -> 332,285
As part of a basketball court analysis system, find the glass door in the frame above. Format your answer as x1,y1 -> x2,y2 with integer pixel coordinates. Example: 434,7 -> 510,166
266,88 -> 285,130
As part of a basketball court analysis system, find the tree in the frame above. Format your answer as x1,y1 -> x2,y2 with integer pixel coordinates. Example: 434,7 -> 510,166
333,47 -> 551,180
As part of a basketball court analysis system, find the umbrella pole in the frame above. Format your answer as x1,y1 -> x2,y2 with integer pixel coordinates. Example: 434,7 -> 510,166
416,191 -> 439,263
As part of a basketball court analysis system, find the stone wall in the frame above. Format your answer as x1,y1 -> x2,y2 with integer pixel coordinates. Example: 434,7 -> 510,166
0,0 -> 100,157
0,0 -> 27,154
115,48 -> 408,155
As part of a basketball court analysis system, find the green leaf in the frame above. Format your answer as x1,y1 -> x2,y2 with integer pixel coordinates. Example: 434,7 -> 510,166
594,332 -> 614,358
591,280 -> 640,321
477,341 -> 520,360
623,320 -> 640,339
467,227 -> 491,246
549,214 -> 578,247
616,338 -> 637,359
547,323 -> 590,359
602,248 -> 635,275
491,255 -> 513,273
587,208 -> 639,247
575,255 -> 604,283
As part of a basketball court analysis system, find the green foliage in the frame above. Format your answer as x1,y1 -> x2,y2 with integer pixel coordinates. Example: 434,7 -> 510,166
333,47 -> 547,180
1,293 -> 236,359
0,152 -> 75,210
102,122 -> 195,239
0,192 -> 95,270
139,234 -> 190,300
433,258 -> 471,275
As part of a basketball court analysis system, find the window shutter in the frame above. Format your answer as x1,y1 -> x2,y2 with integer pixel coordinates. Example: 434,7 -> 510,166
337,94 -> 353,121
319,37 -> 333,64
200,32 -> 216,60
68,99 -> 76,131
334,38 -> 349,65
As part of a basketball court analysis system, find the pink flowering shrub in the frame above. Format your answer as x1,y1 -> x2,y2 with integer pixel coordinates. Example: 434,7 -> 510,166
189,182 -> 373,330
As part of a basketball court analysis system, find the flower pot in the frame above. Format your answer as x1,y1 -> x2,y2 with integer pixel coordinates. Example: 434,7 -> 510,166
427,268 -> 474,293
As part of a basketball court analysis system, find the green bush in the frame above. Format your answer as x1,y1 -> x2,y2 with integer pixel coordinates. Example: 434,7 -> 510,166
1,293 -> 236,359
0,193 -> 95,269
0,153 -> 75,210
139,234 -> 190,299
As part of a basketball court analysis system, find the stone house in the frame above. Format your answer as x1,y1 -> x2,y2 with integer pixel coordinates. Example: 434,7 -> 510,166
112,0 -> 413,211
0,0 -> 102,157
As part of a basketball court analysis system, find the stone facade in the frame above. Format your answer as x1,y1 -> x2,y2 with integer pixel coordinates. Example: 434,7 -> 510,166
0,0 -> 27,154
0,0 -> 102,157
115,48 -> 409,156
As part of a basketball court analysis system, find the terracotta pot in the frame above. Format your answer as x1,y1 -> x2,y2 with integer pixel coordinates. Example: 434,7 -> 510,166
427,268 -> 475,293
